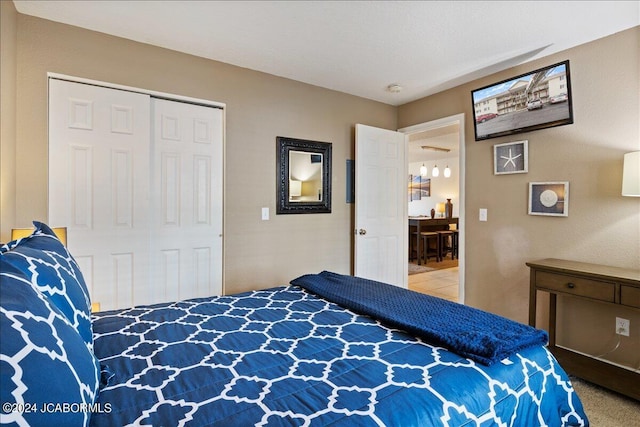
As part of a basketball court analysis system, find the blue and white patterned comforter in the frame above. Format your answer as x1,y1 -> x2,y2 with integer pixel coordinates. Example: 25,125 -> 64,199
90,286 -> 588,426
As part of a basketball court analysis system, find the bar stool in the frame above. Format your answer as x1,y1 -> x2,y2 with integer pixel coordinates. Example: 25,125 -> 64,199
451,229 -> 459,259
437,230 -> 454,260
409,226 -> 418,262
420,232 -> 440,264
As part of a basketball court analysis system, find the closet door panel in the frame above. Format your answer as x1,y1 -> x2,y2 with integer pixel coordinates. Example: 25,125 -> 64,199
49,79 -> 152,310
150,98 -> 223,303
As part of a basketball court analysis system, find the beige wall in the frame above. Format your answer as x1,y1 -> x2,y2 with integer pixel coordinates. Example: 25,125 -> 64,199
399,27 -> 640,368
1,12 -> 396,293
0,0 -> 17,242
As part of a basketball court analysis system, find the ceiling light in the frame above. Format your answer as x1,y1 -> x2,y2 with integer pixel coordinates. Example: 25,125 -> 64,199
432,164 -> 440,177
421,145 -> 451,153
444,165 -> 451,178
386,84 -> 402,93
420,163 -> 427,177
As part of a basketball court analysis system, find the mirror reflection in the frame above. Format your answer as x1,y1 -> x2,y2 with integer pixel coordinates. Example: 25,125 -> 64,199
277,136 -> 332,214
289,151 -> 323,202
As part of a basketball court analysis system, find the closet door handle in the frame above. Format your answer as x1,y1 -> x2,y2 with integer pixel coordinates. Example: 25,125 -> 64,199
567,282 -> 576,289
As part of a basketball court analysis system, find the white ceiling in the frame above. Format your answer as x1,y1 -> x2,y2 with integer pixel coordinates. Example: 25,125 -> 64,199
408,125 -> 460,163
13,1 -> 639,106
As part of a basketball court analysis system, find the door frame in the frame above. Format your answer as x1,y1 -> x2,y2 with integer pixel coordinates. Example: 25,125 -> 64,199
398,113 -> 466,303
47,72 -> 226,109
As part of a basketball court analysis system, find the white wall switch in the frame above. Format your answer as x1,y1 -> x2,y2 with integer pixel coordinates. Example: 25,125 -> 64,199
479,208 -> 488,222
261,207 -> 269,220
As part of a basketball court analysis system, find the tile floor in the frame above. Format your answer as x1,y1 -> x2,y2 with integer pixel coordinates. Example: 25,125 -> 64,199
408,266 -> 459,302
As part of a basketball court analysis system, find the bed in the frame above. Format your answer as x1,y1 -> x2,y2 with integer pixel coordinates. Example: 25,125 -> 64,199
1,222 -> 589,426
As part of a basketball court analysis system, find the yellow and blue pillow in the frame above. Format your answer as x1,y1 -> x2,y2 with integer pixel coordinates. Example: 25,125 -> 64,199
0,223 -> 99,426
0,222 -> 93,349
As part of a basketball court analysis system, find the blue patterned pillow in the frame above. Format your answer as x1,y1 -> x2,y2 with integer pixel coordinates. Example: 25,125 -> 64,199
0,222 -> 93,349
0,263 -> 99,426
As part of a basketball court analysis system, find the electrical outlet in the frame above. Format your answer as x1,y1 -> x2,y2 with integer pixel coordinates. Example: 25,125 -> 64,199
616,317 -> 630,336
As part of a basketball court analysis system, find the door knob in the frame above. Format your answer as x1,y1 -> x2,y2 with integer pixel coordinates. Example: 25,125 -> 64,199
358,229 -> 367,235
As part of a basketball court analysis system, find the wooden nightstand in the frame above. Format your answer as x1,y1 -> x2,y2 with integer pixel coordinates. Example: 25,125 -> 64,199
527,258 -> 640,400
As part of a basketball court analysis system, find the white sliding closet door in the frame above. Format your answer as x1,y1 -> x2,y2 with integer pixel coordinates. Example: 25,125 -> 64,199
49,78 -> 224,310
49,79 -> 152,309
150,99 -> 223,303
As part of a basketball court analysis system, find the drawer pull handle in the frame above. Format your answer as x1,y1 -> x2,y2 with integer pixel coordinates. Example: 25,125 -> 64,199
567,283 -> 576,289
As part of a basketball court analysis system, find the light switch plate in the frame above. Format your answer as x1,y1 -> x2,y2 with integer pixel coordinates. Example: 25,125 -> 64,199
479,208 -> 488,222
261,207 -> 269,220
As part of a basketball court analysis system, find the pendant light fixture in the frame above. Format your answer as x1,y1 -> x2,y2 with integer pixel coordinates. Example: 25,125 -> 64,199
432,164 -> 440,177
420,163 -> 427,177
444,165 -> 451,178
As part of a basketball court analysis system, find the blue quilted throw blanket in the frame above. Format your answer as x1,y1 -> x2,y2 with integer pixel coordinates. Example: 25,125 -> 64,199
291,271 -> 548,365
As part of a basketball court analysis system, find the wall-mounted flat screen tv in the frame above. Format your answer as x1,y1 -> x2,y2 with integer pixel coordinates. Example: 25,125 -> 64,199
471,60 -> 573,141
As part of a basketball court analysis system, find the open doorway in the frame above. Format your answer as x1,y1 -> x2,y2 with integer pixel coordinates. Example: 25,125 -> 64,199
399,114 -> 465,303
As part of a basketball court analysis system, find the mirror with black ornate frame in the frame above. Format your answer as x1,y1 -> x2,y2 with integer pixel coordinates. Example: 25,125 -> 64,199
276,136 -> 332,214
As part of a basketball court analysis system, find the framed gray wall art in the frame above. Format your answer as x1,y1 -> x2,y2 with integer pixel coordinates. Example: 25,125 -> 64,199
528,181 -> 569,217
494,140 -> 528,175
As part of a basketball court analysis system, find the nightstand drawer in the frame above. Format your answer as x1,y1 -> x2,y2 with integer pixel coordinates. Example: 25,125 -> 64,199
621,285 -> 640,309
535,271 -> 615,302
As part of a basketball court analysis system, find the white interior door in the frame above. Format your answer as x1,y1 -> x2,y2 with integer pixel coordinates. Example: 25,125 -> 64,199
49,79 -> 152,309
354,124 -> 407,288
150,98 -> 223,303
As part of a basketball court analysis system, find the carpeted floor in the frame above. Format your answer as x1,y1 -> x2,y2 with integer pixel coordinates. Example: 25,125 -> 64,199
570,376 -> 640,426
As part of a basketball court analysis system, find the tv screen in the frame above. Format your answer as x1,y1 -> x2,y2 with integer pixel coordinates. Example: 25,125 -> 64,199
471,60 -> 573,141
